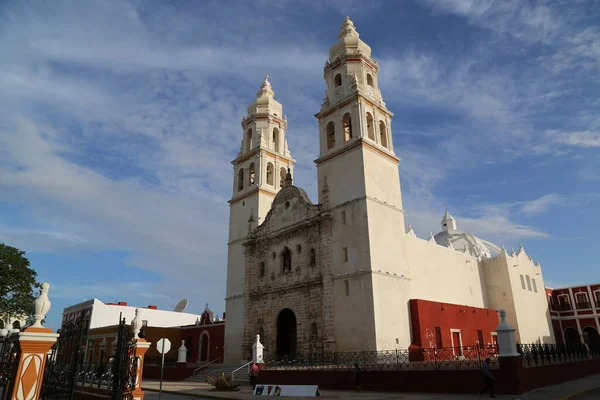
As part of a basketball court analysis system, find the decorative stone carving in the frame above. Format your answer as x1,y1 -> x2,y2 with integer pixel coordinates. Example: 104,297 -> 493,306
406,224 -> 416,237
31,282 -> 51,328
321,91 -> 329,108
428,232 -> 436,243
334,87 -> 343,99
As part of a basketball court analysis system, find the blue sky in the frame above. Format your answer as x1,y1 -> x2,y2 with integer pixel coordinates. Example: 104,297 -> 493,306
1,0 -> 599,329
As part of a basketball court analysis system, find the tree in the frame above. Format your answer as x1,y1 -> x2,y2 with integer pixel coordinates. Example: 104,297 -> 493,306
0,243 -> 39,322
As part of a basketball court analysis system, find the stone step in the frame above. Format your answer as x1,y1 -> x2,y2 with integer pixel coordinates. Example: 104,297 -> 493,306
185,363 -> 251,384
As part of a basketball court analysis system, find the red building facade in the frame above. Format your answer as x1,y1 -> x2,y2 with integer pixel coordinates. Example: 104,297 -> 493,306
180,308 -> 225,364
546,284 -> 600,350
409,299 -> 499,360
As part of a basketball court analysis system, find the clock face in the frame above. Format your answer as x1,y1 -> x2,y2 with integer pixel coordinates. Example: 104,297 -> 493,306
367,86 -> 374,97
335,87 -> 343,98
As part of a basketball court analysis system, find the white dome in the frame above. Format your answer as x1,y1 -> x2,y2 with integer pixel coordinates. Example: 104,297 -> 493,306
433,211 -> 501,259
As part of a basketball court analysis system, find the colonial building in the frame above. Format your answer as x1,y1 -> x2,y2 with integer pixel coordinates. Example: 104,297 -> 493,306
61,299 -> 224,363
546,283 -> 600,350
223,17 -> 555,363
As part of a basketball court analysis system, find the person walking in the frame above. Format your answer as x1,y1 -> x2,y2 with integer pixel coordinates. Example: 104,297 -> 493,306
249,361 -> 260,390
353,363 -> 361,392
477,357 -> 496,398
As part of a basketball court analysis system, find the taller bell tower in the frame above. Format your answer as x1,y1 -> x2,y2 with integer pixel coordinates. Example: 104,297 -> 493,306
224,77 -> 295,363
314,17 -> 410,351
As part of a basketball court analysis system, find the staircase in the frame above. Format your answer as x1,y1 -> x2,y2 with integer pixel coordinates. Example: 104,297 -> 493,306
186,363 -> 251,385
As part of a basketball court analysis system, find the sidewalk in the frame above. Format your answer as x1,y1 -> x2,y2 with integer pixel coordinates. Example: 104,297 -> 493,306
142,373 -> 600,400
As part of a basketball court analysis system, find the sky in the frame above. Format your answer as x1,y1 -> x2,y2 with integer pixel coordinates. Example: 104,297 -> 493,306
0,0 -> 599,330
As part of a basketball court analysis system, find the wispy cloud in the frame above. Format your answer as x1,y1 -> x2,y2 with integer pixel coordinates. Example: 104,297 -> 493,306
546,130 -> 600,148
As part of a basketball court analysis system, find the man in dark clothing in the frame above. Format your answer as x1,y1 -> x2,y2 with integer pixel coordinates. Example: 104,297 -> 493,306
478,358 -> 496,398
353,363 -> 361,392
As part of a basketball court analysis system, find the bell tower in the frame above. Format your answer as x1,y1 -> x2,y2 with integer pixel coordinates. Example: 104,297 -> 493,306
314,17 -> 410,352
224,76 -> 295,363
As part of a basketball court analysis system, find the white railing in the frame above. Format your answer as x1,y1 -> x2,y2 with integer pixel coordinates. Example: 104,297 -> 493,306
230,360 -> 253,381
193,357 -> 221,376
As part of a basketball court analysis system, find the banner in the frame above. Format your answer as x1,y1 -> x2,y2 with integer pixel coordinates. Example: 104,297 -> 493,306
253,384 -> 321,396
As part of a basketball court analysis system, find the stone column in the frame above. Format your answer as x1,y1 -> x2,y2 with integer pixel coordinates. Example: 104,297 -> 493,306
177,340 -> 187,363
319,213 -> 336,355
495,309 -> 524,395
6,282 -> 59,400
131,339 -> 151,400
496,309 -> 519,357
252,334 -> 264,364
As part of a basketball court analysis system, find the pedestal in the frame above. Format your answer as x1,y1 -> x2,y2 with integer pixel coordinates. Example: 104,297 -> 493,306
6,327 -> 59,400
132,339 -> 151,400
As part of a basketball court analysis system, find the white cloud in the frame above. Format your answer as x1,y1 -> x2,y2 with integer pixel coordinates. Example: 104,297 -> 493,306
546,130 -> 600,148
517,194 -> 565,215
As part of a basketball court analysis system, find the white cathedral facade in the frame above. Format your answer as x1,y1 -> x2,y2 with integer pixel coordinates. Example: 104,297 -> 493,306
223,17 -> 554,363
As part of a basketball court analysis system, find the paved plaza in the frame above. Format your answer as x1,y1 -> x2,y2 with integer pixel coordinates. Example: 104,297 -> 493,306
143,373 -> 600,400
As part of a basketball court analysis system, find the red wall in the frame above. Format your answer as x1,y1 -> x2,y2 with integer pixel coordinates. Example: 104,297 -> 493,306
180,311 -> 225,363
143,364 -> 195,381
409,299 -> 499,349
259,358 -> 600,395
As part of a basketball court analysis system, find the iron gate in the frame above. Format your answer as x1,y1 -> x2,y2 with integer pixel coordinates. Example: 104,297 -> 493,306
40,315 -> 137,400
0,332 -> 18,400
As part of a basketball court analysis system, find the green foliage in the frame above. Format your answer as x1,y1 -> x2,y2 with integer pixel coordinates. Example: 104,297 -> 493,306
0,243 -> 40,321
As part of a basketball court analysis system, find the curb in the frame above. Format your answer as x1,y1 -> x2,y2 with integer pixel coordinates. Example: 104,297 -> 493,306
143,387 -> 247,400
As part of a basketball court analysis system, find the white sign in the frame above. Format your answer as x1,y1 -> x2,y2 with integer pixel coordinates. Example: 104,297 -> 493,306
253,385 -> 321,397
156,338 -> 171,354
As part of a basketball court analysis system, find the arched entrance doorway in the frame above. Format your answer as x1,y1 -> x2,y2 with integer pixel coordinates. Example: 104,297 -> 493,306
276,308 -> 297,360
199,332 -> 209,362
564,327 -> 581,348
583,326 -> 600,351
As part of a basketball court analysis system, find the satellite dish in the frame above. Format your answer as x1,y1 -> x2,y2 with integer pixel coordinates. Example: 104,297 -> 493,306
174,299 -> 188,313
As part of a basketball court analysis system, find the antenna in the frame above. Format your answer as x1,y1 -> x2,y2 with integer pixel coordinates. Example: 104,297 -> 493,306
174,299 -> 188,313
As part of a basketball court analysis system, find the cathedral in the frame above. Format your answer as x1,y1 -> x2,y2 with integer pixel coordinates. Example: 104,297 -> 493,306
223,17 -> 554,363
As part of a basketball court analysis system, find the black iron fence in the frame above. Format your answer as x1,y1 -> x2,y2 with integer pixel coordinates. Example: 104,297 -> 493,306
264,345 -> 498,371
41,314 -> 137,400
0,333 -> 18,399
517,343 -> 600,367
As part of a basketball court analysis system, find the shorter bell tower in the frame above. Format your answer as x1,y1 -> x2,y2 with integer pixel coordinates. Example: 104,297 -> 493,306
224,76 -> 295,363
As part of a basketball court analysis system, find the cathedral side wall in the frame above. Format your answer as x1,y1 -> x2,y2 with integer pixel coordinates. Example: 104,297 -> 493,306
482,252 -> 555,344
365,199 -> 407,276
404,235 -> 488,309
332,273 -> 377,351
223,297 -> 245,363
330,199 -> 371,276
509,253 -> 555,344
371,273 -> 412,349
481,254 -> 520,341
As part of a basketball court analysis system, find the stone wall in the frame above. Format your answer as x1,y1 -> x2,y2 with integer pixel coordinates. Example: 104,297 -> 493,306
242,183 -> 333,360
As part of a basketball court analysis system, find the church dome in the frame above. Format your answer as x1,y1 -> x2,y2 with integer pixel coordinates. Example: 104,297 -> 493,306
433,210 -> 501,259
